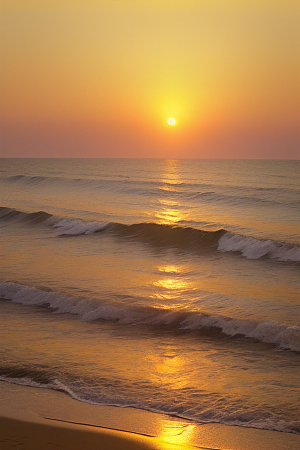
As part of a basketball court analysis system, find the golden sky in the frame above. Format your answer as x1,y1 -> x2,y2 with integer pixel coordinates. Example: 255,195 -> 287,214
1,0 -> 299,158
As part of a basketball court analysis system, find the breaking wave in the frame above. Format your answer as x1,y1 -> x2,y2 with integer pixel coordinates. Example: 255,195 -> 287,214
1,282 -> 299,352
1,369 -> 299,435
218,233 -> 300,262
1,206 -> 299,262
0,206 -> 110,235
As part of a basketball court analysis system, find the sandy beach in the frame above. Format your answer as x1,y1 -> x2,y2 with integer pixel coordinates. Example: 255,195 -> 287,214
0,414 -> 162,450
1,382 -> 300,450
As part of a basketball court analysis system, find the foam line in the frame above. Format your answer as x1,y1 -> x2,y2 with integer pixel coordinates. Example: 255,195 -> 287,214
0,282 -> 299,352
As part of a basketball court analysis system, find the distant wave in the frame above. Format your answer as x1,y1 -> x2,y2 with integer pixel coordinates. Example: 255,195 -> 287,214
2,173 -> 296,195
1,206 -> 299,261
2,174 -> 299,208
0,207 -> 52,224
1,282 -> 299,352
2,174 -> 162,195
0,207 -> 110,235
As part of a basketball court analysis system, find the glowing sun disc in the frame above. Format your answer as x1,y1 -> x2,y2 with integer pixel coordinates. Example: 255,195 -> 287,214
167,117 -> 176,126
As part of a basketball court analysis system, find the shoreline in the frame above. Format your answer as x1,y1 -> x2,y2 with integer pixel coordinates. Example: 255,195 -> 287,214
1,381 -> 300,450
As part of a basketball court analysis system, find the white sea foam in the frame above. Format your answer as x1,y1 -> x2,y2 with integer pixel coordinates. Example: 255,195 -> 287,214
1,282 -> 299,352
0,375 -> 99,406
218,232 -> 300,262
51,218 -> 110,236
180,314 -> 300,352
0,373 -> 299,434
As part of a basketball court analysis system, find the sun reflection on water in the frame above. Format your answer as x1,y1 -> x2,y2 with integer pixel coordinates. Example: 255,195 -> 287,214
157,420 -> 197,450
154,278 -> 188,291
159,265 -> 182,274
153,159 -> 191,225
159,199 -> 179,206
145,351 -> 197,449
150,264 -> 195,303
155,208 -> 184,224
145,346 -> 190,391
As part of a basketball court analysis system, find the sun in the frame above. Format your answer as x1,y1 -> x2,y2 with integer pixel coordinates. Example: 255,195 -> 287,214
167,117 -> 176,126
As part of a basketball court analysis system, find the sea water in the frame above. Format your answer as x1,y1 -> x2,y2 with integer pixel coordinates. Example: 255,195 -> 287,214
0,158 -> 299,434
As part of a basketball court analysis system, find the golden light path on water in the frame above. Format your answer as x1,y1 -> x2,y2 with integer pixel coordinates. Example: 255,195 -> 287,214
151,265 -> 194,302
155,199 -> 185,225
154,159 -> 188,225
148,160 -> 196,305
143,159 -> 205,446
157,420 -> 197,449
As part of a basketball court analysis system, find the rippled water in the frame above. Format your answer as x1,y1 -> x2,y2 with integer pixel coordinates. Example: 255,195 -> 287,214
0,158 -> 299,434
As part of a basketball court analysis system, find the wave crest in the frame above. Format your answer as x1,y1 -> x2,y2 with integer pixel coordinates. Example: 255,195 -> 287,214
52,218 -> 110,236
1,206 -> 299,261
218,233 -> 300,262
1,282 -> 299,352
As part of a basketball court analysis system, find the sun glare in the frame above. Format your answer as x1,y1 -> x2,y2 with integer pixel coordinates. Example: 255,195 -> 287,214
167,117 -> 176,126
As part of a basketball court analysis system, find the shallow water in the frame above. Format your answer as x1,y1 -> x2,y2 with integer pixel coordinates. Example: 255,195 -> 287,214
0,158 -> 299,434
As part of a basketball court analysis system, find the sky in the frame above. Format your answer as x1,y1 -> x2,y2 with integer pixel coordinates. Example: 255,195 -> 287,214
0,0 -> 299,158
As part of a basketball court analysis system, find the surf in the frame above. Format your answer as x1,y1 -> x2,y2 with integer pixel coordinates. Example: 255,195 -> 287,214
1,281 -> 299,352
1,206 -> 300,262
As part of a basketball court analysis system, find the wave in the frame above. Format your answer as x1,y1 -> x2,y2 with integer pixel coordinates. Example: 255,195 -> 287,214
111,222 -> 225,249
1,206 -> 299,261
1,174 -> 162,196
1,370 -> 299,435
0,206 -> 52,224
1,282 -> 299,352
0,207 -> 110,235
2,173 -> 296,194
2,174 -> 299,208
218,233 -> 300,261
1,371 -> 299,436
51,218 -> 110,235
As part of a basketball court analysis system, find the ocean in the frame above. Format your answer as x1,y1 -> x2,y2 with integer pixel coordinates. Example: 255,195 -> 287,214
0,158 -> 299,435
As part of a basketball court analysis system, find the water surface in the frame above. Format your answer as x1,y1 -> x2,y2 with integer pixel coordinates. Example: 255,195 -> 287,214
0,158 -> 299,434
